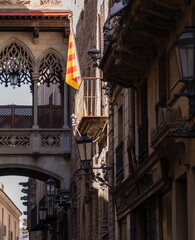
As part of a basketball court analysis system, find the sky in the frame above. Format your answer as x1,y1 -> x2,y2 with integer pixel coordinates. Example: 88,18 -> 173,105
0,84 -> 32,105
0,176 -> 28,215
0,84 -> 32,225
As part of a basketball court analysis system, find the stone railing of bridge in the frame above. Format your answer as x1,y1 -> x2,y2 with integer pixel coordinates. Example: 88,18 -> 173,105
0,128 -> 70,155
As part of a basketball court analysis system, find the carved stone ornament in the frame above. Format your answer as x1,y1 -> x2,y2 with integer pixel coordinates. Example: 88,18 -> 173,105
41,134 -> 60,147
41,0 -> 61,5
0,134 -> 30,147
0,0 -> 30,4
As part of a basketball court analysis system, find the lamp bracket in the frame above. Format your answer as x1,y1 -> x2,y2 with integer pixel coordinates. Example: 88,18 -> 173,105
170,124 -> 195,138
175,91 -> 195,97
94,174 -> 113,189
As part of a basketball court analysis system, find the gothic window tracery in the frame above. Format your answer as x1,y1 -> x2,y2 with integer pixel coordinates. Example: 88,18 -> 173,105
0,42 -> 33,87
38,52 -> 63,87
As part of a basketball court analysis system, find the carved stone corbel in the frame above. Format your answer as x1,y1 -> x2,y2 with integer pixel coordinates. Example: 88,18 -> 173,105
63,27 -> 69,44
33,27 -> 39,45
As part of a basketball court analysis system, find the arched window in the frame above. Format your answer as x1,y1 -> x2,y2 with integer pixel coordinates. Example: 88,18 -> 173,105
0,42 -> 33,88
39,51 -> 63,87
38,51 -> 64,128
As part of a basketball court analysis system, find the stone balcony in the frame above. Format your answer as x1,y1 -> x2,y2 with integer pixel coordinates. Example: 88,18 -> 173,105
0,104 -> 70,156
74,78 -> 107,139
151,107 -> 185,150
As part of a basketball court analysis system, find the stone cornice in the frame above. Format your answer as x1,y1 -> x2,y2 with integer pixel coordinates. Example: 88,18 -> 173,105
0,10 -> 70,35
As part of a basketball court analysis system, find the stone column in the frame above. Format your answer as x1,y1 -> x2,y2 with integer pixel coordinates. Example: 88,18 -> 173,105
32,72 -> 39,128
63,79 -> 69,129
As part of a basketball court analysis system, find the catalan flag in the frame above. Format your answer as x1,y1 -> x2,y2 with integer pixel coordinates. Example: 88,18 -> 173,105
65,29 -> 81,90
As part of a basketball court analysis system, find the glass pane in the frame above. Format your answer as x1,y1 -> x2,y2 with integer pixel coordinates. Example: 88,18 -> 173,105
179,44 -> 194,79
78,144 -> 86,161
175,46 -> 182,79
86,142 -> 92,160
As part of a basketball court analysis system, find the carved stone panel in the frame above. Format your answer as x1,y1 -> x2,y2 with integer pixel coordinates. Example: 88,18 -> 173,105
41,0 -> 61,5
0,0 -> 30,4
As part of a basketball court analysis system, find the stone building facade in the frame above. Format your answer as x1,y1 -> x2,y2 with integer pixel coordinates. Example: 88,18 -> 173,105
0,183 -> 21,240
71,1 -> 111,239
72,0 -> 195,240
0,1 -> 72,240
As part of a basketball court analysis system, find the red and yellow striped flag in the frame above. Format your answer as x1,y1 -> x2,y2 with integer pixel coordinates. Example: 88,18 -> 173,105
65,30 -> 81,90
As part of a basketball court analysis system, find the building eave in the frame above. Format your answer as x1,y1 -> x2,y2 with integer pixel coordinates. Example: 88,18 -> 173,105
78,116 -> 107,141
0,10 -> 71,33
99,0 -> 185,87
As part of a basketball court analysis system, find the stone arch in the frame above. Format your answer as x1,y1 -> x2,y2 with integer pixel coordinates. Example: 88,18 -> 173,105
0,38 -> 35,88
0,166 -> 61,184
0,153 -> 71,188
38,48 -> 65,87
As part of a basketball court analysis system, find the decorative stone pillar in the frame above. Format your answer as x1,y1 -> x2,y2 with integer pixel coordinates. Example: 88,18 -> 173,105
32,72 -> 39,128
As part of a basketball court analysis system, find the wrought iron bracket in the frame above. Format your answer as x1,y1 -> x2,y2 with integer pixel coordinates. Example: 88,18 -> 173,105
170,124 -> 195,138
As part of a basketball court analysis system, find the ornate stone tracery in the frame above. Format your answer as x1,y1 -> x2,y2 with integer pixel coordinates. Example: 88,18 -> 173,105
0,134 -> 30,147
0,0 -> 30,4
39,51 -> 63,87
41,0 -> 61,5
41,134 -> 60,147
0,42 -> 33,87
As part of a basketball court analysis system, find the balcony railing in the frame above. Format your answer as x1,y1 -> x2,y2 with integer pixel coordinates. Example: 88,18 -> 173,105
75,78 -> 105,123
38,105 -> 64,128
0,105 -> 33,128
0,105 -> 64,129
0,129 -> 70,155
0,105 -> 69,155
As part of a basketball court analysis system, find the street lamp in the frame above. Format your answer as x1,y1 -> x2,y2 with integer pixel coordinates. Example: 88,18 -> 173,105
39,206 -> 47,221
174,26 -> 195,116
88,47 -> 101,67
76,134 -> 112,185
76,135 -> 93,163
45,178 -> 72,215
45,178 -> 57,196
10,70 -> 19,89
